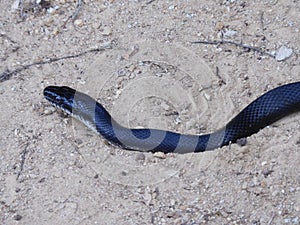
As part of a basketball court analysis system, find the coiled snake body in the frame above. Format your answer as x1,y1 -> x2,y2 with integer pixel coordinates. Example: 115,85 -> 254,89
44,82 -> 300,154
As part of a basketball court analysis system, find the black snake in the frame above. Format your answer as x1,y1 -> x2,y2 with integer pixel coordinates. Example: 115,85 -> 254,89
43,82 -> 300,154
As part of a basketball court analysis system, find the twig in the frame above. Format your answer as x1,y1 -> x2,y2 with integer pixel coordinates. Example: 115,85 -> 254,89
267,212 -> 276,225
0,33 -> 18,44
215,66 -> 226,86
62,0 -> 83,28
260,11 -> 265,31
146,0 -> 155,4
71,0 -> 82,21
19,0 -> 25,19
191,40 -> 275,58
0,47 -> 106,82
17,143 -> 29,180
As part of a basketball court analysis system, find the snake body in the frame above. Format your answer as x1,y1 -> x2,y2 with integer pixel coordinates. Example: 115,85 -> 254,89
44,82 -> 300,153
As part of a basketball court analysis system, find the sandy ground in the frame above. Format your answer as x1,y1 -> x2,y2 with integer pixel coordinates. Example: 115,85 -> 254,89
1,0 -> 299,224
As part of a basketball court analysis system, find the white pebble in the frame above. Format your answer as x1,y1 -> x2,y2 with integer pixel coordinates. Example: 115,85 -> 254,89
223,29 -> 237,38
261,161 -> 267,166
275,46 -> 293,61
154,152 -> 166,159
101,26 -> 112,36
74,19 -> 83,27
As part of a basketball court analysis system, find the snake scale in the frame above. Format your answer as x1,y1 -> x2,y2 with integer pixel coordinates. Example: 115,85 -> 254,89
44,81 -> 300,154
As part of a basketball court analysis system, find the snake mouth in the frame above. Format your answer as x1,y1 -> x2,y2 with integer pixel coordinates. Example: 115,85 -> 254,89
43,86 -> 76,114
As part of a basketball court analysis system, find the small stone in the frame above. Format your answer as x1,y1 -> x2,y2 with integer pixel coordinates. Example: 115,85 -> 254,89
251,177 -> 260,187
14,214 -> 22,221
38,177 -> 46,183
11,0 -> 21,11
262,168 -> 274,177
117,69 -> 127,77
52,27 -> 59,35
242,182 -> 248,190
101,26 -> 112,36
14,128 -> 20,136
144,191 -> 152,206
236,137 -> 247,146
128,64 -> 136,72
292,217 -> 299,224
47,7 -> 57,14
204,93 -> 211,101
168,5 -> 175,10
275,46 -> 293,61
223,29 -> 237,38
215,22 -> 224,31
121,171 -> 127,176
135,153 -> 145,161
101,41 -> 114,49
74,19 -> 83,27
43,106 -> 56,115
75,138 -> 83,145
153,152 -> 166,159
170,199 -> 176,206
0,88 -> 5,94
261,161 -> 267,166
161,102 -> 170,111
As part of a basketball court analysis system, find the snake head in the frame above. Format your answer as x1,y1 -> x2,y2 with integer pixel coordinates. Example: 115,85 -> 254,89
43,86 -> 76,115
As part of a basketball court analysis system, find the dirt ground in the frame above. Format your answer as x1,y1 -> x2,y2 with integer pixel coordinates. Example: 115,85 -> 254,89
1,0 -> 299,224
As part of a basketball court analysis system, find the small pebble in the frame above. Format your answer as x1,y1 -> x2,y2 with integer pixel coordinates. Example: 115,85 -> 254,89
236,137 -> 247,146
153,152 -> 166,159
52,27 -> 59,35
121,171 -> 127,176
74,19 -> 83,27
261,161 -> 267,166
223,29 -> 237,38
128,64 -> 136,72
101,26 -> 112,36
292,217 -> 299,224
43,106 -> 56,115
47,7 -> 57,14
14,214 -> 22,221
135,153 -> 145,161
75,138 -> 83,145
215,22 -> 224,31
117,68 -> 127,77
275,46 -> 293,61
241,182 -> 248,190
251,177 -> 260,187
262,168 -> 274,178
168,5 -> 175,10
161,102 -> 170,111
204,92 -> 211,101
38,177 -> 46,183
11,0 -> 20,11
